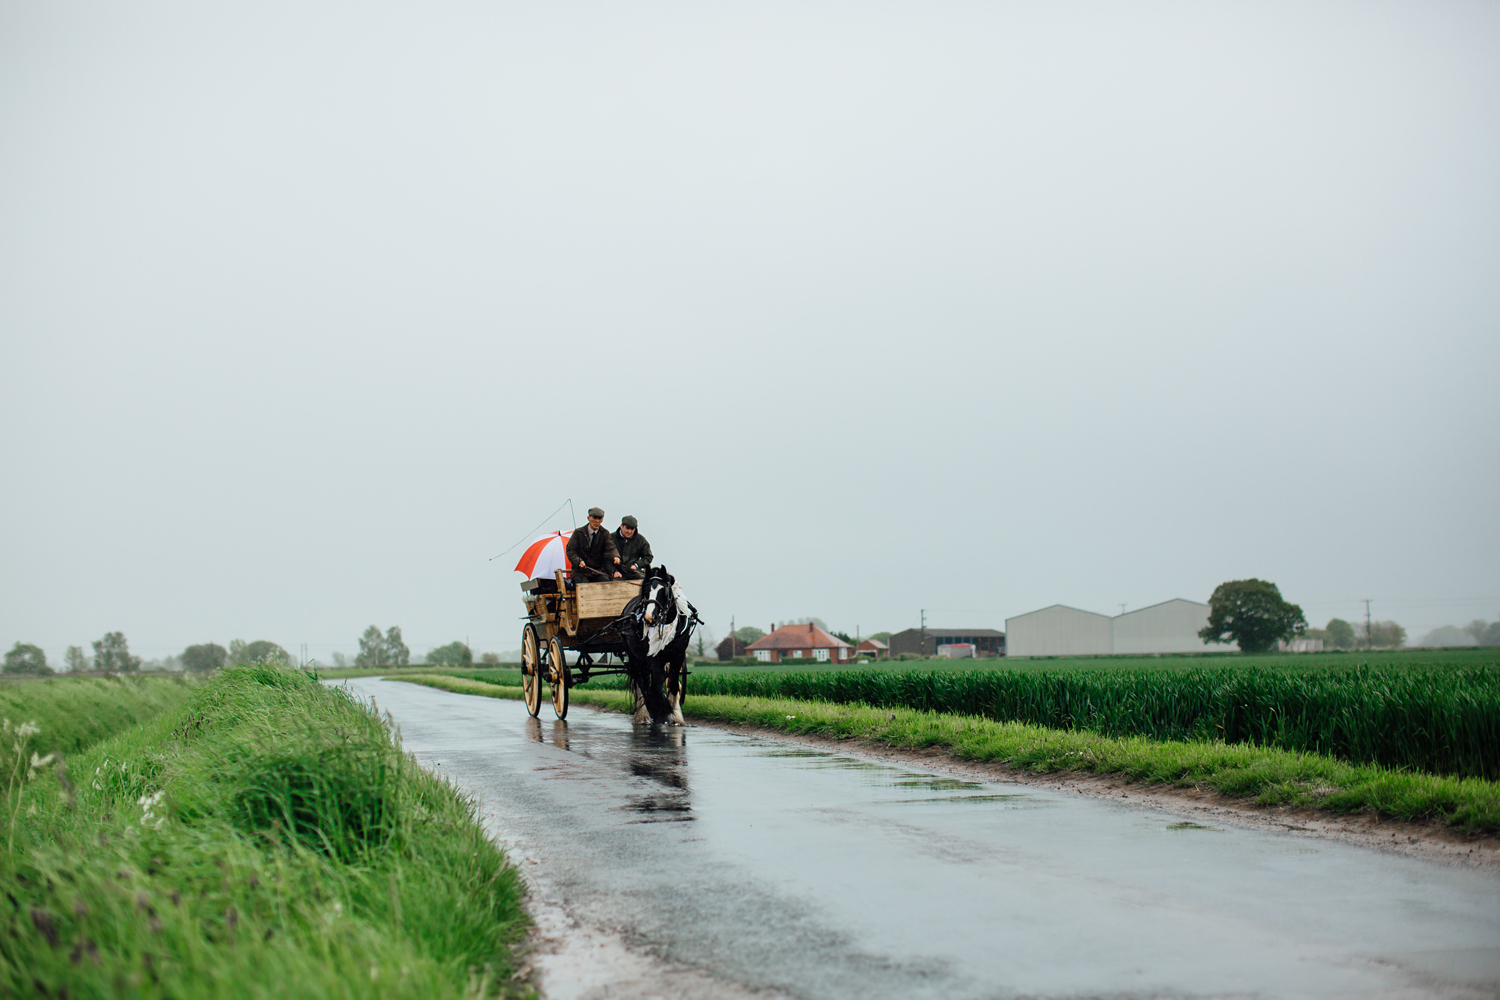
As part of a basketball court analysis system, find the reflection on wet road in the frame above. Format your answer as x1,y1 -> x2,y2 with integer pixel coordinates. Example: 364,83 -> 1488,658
338,677 -> 1500,999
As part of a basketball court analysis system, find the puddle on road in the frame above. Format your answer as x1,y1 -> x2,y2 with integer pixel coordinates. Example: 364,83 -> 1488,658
1167,821 -> 1219,831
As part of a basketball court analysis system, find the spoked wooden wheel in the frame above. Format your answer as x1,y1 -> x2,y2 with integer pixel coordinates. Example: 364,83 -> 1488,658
521,626 -> 542,718
547,635 -> 569,720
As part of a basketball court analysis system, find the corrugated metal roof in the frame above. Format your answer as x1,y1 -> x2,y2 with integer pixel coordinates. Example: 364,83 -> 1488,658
746,623 -> 852,650
892,627 -> 1005,638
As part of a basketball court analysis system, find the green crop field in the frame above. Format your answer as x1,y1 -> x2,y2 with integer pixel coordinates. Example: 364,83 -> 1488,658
1,664 -> 527,999
439,649 -> 1500,779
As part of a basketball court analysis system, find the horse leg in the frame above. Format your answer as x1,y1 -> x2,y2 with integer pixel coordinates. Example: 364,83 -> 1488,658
665,654 -> 686,726
629,678 -> 653,725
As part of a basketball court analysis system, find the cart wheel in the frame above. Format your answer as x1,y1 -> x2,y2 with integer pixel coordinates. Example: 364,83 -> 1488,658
521,626 -> 541,718
547,635 -> 569,720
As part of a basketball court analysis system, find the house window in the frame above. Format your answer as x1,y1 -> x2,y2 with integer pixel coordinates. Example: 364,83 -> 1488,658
838,648 -> 847,661
814,649 -> 829,661
755,650 -> 771,662
792,650 -> 804,658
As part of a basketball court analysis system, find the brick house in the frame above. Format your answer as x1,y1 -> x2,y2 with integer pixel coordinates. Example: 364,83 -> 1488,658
746,623 -> 853,664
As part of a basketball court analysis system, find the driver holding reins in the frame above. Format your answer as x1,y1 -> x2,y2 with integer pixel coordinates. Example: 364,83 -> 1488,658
565,507 -> 622,581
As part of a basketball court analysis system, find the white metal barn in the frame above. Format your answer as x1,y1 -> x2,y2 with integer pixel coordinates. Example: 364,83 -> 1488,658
1112,599 -> 1235,654
1005,605 -> 1113,657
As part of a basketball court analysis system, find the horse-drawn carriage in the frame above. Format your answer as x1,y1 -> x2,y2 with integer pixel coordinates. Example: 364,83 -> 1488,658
519,566 -> 698,723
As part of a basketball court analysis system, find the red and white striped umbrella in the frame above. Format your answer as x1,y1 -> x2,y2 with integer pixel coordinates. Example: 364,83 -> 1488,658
513,530 -> 573,580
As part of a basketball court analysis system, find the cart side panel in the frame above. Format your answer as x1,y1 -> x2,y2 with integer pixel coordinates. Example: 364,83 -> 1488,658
574,580 -> 642,623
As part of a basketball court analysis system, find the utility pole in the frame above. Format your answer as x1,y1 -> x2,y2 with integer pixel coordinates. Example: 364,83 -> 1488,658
1363,599 -> 1373,647
920,609 -> 927,656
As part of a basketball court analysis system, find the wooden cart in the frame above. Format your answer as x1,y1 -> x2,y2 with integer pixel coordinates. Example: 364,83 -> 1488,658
519,570 -> 681,719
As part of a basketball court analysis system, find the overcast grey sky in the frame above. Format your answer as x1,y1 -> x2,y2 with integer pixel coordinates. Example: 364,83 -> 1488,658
2,1 -> 1497,663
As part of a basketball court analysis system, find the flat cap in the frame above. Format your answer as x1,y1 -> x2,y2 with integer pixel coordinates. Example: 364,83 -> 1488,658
621,515 -> 638,529
587,507 -> 605,519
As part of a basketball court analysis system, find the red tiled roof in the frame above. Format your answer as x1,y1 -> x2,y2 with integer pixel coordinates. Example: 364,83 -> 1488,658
746,623 -> 852,650
856,638 -> 888,650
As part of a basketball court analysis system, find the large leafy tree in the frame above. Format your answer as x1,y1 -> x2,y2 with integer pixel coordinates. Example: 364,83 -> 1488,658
732,626 -> 767,644
1365,620 -> 1406,649
3,643 -> 52,675
181,643 -> 228,671
92,632 -> 141,672
427,641 -> 472,667
64,646 -> 89,672
1199,579 -> 1307,654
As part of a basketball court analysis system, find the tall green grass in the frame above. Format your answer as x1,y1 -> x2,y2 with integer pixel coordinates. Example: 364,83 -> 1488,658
653,663 -> 1500,779
0,674 -> 198,775
0,664 -> 526,999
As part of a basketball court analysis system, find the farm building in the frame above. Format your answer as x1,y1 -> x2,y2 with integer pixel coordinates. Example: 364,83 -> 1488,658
888,628 -> 1005,658
855,638 -> 888,660
746,623 -> 854,664
1006,599 -> 1238,656
1112,599 -> 1229,654
1004,606 -> 1113,657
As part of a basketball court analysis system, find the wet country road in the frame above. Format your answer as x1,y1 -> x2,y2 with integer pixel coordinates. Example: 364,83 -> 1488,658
336,677 -> 1500,1000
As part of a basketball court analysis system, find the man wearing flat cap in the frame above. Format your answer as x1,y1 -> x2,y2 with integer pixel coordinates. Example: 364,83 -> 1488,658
612,515 -> 653,580
566,507 -> 621,581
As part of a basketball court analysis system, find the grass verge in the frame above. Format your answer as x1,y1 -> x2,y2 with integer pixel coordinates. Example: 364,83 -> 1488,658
2,665 -> 527,999
388,674 -> 1500,833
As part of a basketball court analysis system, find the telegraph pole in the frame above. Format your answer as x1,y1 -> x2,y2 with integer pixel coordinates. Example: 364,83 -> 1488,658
920,609 -> 927,656
1363,599 -> 1373,648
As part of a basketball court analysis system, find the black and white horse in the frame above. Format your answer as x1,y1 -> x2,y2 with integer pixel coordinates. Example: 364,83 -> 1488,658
621,565 -> 699,725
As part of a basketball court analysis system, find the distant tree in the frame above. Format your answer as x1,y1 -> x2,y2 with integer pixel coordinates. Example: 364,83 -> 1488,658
868,631 -> 892,645
92,632 -> 141,672
229,640 -> 288,664
1199,579 -> 1307,654
384,627 -> 410,667
3,643 -> 52,675
1364,620 -> 1406,649
788,617 -> 829,631
479,651 -> 501,665
733,626 -> 767,645
833,631 -> 855,645
64,646 -> 89,672
1463,620 -> 1500,646
355,626 -> 385,667
716,636 -> 747,661
93,632 -> 141,671
181,643 -> 228,672
331,651 -> 350,667
427,641 -> 472,667
1324,619 -> 1356,650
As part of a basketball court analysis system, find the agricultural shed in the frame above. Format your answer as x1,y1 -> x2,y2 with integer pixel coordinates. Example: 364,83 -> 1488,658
746,623 -> 853,664
1004,605 -> 1112,657
1112,599 -> 1231,654
888,628 -> 1005,658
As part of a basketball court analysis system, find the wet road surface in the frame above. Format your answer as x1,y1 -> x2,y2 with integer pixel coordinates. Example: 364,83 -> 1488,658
338,677 -> 1500,999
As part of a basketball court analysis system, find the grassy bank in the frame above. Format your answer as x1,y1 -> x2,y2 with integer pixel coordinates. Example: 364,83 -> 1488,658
2,665 -> 527,998
0,673 -> 199,775
389,674 -> 1500,832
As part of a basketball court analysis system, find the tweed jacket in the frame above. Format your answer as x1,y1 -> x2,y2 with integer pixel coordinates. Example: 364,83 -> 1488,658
565,524 -> 619,579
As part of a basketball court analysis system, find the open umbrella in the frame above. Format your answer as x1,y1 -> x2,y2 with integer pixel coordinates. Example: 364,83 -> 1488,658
514,530 -> 573,580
